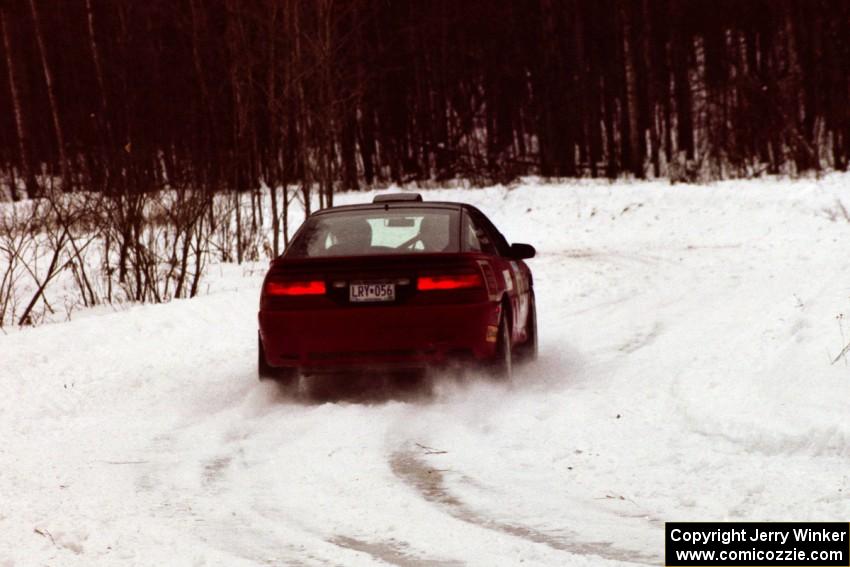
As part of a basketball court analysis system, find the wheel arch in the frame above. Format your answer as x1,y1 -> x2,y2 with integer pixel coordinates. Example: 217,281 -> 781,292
498,293 -> 513,327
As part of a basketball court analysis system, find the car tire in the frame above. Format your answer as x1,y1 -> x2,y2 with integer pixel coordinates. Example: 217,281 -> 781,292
258,333 -> 298,386
492,310 -> 513,380
515,291 -> 538,363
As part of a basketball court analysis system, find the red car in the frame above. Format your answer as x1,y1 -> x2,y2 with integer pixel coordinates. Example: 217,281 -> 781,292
257,193 -> 537,383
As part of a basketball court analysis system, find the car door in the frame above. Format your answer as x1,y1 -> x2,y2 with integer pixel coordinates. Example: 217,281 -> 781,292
465,208 -> 530,345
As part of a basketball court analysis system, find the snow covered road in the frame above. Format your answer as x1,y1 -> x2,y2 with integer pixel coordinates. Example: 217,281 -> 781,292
2,178 -> 849,566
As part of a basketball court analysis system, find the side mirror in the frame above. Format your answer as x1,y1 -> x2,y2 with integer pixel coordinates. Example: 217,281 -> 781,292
509,243 -> 535,260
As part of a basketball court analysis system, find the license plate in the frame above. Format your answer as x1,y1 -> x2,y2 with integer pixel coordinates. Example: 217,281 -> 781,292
349,281 -> 395,302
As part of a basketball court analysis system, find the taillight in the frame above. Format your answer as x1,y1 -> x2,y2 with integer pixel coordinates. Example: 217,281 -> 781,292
265,280 -> 326,296
417,273 -> 483,291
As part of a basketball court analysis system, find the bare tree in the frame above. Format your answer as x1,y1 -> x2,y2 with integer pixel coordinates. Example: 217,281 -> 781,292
0,5 -> 36,199
28,0 -> 71,191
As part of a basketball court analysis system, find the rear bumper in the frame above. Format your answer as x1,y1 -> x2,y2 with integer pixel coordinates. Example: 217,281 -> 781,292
259,301 -> 500,371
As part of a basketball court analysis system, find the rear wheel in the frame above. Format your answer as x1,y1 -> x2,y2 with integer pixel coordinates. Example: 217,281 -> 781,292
258,333 -> 298,386
515,291 -> 538,363
492,311 -> 513,380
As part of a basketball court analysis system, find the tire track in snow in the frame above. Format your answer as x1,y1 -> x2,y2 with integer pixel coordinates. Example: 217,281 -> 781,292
329,536 -> 464,567
389,451 -> 656,565
131,432 -> 357,566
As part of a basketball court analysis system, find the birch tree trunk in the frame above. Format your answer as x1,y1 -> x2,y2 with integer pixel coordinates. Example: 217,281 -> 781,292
1,7 -> 37,199
29,0 -> 72,192
620,2 -> 642,178
85,0 -> 114,192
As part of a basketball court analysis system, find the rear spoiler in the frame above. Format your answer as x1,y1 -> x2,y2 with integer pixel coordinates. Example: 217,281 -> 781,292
373,193 -> 423,203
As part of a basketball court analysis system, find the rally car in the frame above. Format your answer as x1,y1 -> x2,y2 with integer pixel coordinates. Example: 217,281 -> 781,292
257,193 -> 537,383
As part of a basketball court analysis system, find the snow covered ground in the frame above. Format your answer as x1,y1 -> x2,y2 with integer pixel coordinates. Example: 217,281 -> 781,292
2,176 -> 849,566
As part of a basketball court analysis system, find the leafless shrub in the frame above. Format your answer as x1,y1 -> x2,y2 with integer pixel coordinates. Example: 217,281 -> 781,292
13,188 -> 107,325
0,183 -> 288,328
105,190 -> 213,303
50,191 -> 103,308
209,195 -> 237,263
148,189 -> 212,300
0,201 -> 41,325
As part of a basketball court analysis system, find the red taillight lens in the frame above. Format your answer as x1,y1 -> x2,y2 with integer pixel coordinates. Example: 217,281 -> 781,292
417,273 -> 483,291
265,280 -> 326,296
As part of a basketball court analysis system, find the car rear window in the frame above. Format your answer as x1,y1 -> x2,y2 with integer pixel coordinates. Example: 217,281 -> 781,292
285,208 -> 460,257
